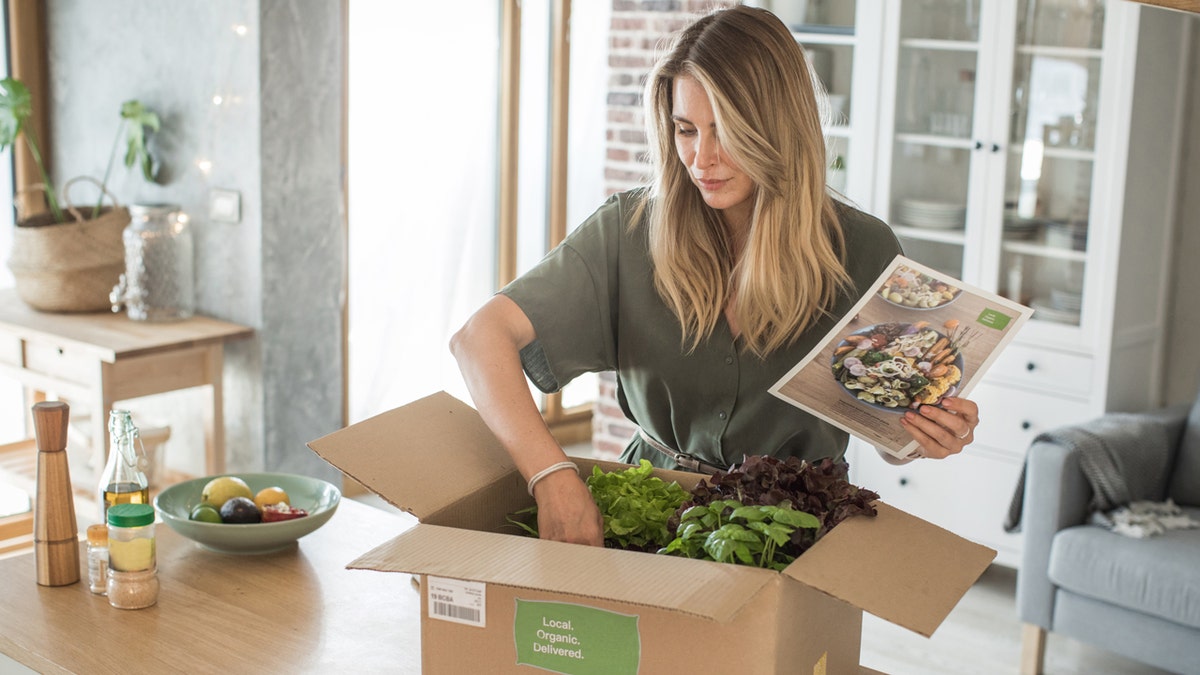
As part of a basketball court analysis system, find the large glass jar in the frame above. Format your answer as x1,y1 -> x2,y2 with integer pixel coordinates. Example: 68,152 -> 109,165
111,203 -> 195,321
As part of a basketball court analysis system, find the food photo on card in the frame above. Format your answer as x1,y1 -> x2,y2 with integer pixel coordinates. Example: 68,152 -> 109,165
769,255 -> 1034,458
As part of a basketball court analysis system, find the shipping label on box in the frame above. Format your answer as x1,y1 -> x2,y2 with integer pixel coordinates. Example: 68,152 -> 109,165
427,576 -> 486,627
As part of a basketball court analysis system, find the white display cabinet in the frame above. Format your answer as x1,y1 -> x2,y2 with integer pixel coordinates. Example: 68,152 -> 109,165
842,0 -> 1189,568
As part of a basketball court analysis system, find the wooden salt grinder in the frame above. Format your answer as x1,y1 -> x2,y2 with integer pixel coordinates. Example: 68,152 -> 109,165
33,401 -> 80,586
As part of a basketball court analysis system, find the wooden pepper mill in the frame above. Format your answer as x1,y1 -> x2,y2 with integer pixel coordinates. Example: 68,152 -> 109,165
33,401 -> 81,586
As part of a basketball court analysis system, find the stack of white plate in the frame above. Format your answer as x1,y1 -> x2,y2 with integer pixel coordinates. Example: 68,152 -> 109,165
1045,221 -> 1088,251
1003,216 -> 1041,240
1049,288 -> 1083,313
1031,296 -> 1081,324
897,199 -> 967,230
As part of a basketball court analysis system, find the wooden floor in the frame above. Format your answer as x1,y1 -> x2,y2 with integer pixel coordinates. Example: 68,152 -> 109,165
353,492 -> 1179,675
858,564 -> 1177,675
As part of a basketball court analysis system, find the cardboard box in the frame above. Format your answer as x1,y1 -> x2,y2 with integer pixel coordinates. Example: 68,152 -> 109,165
309,392 -> 995,675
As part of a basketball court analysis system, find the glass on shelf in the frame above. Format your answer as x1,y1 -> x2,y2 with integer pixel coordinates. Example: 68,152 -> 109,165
895,237 -> 964,281
896,49 -> 977,137
1011,53 -> 1100,153
1004,148 -> 1093,238
806,43 -> 854,125
901,0 -> 981,41
1012,254 -> 1084,326
763,0 -> 856,34
1016,0 -> 1105,50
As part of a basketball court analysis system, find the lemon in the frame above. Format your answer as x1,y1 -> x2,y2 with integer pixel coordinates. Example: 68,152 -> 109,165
200,476 -> 252,509
254,486 -> 290,512
189,503 -> 222,523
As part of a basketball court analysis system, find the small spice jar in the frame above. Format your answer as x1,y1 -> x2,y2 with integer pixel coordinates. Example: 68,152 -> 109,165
106,503 -> 159,609
86,523 -> 109,595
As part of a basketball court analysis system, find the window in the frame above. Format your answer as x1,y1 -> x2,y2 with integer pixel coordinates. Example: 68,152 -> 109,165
346,1 -> 609,442
0,2 -> 36,444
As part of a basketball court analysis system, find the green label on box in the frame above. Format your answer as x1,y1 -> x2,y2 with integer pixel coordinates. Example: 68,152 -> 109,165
976,308 -> 1012,330
513,599 -> 640,674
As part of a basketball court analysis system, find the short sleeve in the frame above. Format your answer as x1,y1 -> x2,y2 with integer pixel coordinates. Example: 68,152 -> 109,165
499,194 -> 626,392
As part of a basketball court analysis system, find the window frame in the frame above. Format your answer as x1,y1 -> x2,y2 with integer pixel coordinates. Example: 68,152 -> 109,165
6,0 -> 50,218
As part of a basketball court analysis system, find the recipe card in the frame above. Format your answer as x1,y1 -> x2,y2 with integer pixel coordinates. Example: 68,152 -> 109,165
769,255 -> 1034,459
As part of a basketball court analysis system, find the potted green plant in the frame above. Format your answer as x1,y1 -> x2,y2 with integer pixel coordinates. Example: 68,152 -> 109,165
0,77 -> 160,312
827,154 -> 847,193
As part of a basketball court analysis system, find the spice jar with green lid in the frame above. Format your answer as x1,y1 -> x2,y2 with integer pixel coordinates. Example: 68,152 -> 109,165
106,503 -> 158,609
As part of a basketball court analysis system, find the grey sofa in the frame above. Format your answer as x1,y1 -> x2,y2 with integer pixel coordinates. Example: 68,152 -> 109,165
1016,397 -> 1200,675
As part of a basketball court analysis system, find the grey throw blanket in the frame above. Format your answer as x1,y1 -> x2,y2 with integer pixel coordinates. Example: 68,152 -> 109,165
1004,413 -> 1173,533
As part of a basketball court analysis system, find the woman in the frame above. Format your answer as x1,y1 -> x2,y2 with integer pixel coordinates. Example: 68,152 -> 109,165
450,6 -> 978,547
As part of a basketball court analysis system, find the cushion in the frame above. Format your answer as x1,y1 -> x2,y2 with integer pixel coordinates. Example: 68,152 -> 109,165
1169,393 -> 1200,506
1048,506 -> 1200,630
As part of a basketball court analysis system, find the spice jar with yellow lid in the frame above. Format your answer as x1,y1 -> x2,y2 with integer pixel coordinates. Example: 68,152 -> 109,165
106,503 -> 158,609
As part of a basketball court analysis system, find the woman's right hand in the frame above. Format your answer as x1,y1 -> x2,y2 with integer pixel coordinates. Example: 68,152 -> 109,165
532,468 -> 604,547
451,294 -> 603,547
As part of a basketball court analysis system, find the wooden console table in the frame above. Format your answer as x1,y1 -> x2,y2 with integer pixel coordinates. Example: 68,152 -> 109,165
0,289 -> 253,488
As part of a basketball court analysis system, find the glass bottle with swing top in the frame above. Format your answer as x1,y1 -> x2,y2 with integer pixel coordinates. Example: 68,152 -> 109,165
98,409 -> 150,522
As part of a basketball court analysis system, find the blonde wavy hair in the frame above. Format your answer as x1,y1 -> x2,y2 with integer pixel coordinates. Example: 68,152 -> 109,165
638,5 -> 850,358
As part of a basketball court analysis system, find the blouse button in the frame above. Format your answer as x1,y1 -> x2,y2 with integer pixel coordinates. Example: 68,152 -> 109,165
724,356 -> 733,365
718,411 -> 727,420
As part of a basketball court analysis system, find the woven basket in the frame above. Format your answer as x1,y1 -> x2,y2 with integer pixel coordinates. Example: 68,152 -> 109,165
7,179 -> 130,313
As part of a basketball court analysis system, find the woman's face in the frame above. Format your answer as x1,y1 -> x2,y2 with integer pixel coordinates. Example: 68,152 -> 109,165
671,75 -> 755,230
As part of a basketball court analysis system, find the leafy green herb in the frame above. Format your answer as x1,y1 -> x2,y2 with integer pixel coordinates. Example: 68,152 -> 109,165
505,504 -> 540,537
506,455 -> 878,570
588,459 -> 689,551
659,499 -> 820,570
506,459 -> 689,552
677,455 -> 879,556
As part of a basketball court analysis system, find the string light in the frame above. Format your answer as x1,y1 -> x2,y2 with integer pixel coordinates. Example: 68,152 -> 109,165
212,95 -> 224,106
232,24 -> 248,36
196,159 -> 213,175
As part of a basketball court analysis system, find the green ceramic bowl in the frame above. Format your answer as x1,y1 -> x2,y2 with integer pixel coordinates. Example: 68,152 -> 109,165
154,472 -> 341,554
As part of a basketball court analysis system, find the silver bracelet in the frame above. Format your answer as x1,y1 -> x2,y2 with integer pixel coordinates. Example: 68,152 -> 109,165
526,460 -> 579,497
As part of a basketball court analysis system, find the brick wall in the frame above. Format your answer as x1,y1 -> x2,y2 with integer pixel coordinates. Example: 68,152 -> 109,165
592,0 -> 737,460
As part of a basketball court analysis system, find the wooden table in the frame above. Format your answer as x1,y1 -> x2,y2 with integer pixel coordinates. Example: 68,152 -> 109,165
0,498 -> 422,673
0,289 -> 253,487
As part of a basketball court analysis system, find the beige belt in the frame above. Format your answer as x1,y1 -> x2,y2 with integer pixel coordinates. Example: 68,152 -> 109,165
637,427 -> 728,475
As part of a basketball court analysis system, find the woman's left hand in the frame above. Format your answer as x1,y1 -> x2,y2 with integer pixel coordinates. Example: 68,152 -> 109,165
900,397 -> 979,459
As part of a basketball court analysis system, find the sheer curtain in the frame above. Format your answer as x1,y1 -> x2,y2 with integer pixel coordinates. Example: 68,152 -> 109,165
347,3 -> 501,422
0,22 -> 21,444
348,1 -> 610,425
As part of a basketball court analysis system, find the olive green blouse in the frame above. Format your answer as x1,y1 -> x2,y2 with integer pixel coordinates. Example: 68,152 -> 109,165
501,188 -> 901,470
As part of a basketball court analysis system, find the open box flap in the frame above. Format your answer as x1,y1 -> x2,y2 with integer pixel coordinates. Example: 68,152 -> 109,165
782,502 -> 996,637
308,391 -> 513,520
349,522 -> 776,623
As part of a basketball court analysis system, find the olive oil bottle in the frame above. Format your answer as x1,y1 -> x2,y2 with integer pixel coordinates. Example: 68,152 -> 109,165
98,410 -> 150,522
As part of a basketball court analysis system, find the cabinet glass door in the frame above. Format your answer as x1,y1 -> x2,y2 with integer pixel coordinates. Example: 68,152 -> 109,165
1000,0 -> 1104,327
886,0 -> 983,280
759,1 -> 863,201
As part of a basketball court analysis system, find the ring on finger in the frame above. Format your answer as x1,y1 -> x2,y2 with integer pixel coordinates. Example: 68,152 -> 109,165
957,429 -> 970,440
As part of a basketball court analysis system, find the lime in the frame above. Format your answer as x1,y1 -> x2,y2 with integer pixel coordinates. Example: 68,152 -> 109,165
189,503 -> 222,523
